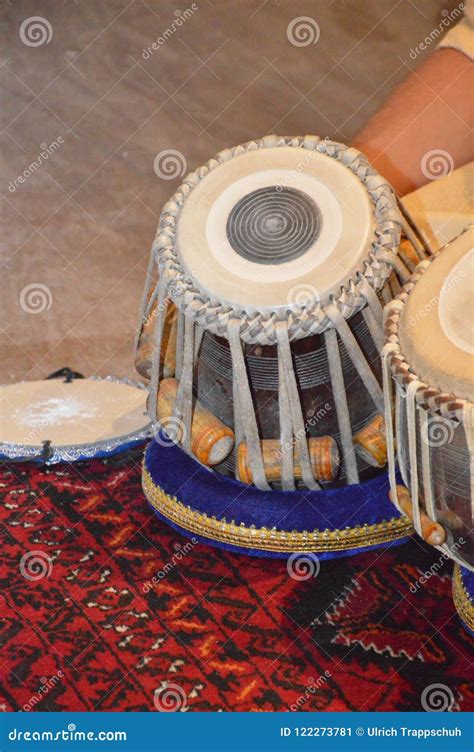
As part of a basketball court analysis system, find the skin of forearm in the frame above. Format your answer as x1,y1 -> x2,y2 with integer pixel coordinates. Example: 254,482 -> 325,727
352,48 -> 473,196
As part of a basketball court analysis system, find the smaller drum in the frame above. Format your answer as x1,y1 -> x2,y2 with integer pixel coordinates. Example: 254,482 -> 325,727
383,227 -> 474,571
0,375 -> 151,463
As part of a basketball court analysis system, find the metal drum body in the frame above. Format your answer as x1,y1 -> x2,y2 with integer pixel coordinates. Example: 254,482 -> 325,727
195,312 -> 382,484
383,227 -> 474,570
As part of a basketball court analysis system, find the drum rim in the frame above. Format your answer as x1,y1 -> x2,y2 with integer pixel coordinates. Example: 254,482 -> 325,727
452,565 -> 474,627
0,375 -> 152,464
150,135 -> 402,345
383,231 -> 473,422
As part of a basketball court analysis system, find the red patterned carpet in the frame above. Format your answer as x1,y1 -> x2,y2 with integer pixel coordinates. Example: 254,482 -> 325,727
0,449 -> 472,712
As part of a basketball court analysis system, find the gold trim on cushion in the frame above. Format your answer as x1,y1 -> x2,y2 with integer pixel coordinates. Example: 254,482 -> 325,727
142,467 -> 413,553
453,564 -> 474,631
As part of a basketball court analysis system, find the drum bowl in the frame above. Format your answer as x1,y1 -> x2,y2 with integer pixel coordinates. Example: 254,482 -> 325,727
194,310 -> 383,487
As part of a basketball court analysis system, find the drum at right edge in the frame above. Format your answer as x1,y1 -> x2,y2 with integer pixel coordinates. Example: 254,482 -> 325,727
383,226 -> 474,570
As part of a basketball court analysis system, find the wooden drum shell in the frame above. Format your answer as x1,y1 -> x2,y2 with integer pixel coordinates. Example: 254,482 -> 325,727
194,309 -> 383,485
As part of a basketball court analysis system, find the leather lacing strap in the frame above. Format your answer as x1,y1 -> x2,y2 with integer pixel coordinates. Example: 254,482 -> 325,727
378,250 -> 411,285
406,380 -> 423,538
135,252 -> 158,352
394,380 -> 407,486
396,199 -> 427,260
276,321 -> 320,491
358,276 -> 384,328
172,313 -> 194,453
276,326 -> 295,491
228,319 -> 269,490
418,408 -> 436,526
463,403 -> 474,521
402,219 -> 425,259
382,341 -> 400,511
175,309 -> 185,380
231,366 -> 244,449
358,276 -> 384,350
194,326 -> 204,360
326,303 -> 384,414
148,275 -> 168,421
362,308 -> 384,351
325,327 -> 359,484
388,274 -> 402,299
381,286 -> 392,306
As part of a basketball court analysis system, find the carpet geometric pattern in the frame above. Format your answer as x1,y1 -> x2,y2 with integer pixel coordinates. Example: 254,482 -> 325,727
0,450 -> 472,712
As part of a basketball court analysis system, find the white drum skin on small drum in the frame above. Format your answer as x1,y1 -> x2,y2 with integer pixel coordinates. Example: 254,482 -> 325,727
399,228 -> 474,402
0,377 -> 151,463
383,227 -> 474,570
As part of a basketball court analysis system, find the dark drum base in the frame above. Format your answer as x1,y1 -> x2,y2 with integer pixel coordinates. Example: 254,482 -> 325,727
142,436 -> 412,559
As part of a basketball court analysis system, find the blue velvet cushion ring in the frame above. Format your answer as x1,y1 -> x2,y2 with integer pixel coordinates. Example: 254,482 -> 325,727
142,435 -> 413,559
453,565 -> 474,636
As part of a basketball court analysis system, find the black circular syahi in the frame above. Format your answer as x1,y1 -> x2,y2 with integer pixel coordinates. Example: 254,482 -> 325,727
226,186 -> 322,265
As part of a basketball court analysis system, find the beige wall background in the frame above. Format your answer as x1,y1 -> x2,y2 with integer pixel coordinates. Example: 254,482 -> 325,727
1,0 -> 457,383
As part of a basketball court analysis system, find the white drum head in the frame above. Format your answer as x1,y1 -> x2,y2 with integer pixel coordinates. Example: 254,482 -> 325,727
176,146 -> 375,312
400,227 -> 474,401
0,377 -> 151,463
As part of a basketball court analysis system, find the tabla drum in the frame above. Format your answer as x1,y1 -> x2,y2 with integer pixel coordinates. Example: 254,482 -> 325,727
382,226 -> 474,629
0,375 -> 151,463
138,135 -> 424,556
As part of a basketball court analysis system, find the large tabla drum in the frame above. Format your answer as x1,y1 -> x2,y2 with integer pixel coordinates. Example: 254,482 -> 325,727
383,227 -> 474,631
137,135 -> 423,556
